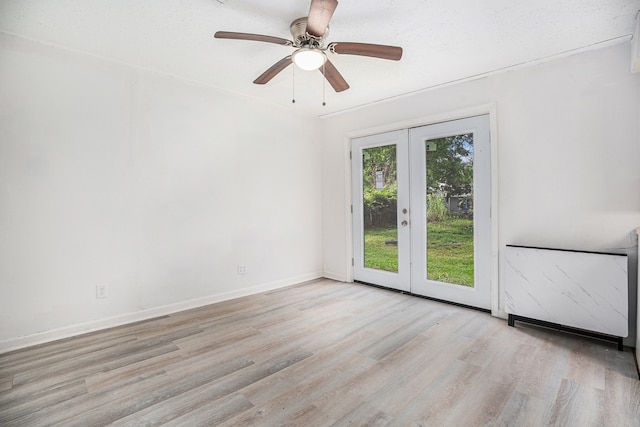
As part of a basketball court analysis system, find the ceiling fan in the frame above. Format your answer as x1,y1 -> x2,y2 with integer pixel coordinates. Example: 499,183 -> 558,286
214,0 -> 403,93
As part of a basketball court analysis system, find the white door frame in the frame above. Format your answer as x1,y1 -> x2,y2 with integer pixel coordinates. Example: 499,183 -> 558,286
346,104 -> 500,316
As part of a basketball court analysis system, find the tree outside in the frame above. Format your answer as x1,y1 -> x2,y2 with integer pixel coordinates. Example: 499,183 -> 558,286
362,145 -> 397,229
426,134 -> 473,206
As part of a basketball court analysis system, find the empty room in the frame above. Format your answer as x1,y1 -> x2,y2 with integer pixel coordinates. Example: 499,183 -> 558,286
1,0 -> 640,425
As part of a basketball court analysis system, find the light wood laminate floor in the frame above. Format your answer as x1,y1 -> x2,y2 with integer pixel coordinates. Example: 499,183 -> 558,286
1,279 -> 638,426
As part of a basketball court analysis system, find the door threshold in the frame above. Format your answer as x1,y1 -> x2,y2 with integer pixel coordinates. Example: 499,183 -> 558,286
354,280 -> 491,314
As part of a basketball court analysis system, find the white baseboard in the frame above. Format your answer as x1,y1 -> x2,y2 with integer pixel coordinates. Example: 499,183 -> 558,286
322,271 -> 347,282
495,309 -> 509,320
0,272 -> 323,354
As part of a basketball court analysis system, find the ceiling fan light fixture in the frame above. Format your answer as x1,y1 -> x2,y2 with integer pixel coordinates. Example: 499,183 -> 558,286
292,48 -> 326,71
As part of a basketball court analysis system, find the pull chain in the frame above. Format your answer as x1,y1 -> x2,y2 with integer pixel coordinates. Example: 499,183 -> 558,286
322,61 -> 326,106
292,62 -> 296,103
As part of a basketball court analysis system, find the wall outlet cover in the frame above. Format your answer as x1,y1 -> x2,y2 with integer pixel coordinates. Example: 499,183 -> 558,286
96,284 -> 107,299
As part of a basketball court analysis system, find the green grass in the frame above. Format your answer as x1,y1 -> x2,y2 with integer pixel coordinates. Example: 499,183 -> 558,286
363,228 -> 399,272
364,217 -> 474,286
426,218 -> 474,286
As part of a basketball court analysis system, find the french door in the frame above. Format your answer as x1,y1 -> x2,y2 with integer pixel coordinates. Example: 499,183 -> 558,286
351,115 -> 491,310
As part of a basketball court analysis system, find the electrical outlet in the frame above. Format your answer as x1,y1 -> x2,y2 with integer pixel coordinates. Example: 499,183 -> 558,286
237,265 -> 246,275
96,284 -> 107,299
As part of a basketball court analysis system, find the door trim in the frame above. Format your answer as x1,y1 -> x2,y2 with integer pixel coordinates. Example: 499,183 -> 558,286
346,104 -> 500,317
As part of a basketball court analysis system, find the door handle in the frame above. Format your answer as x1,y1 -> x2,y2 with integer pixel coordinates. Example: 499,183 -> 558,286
401,220 -> 408,226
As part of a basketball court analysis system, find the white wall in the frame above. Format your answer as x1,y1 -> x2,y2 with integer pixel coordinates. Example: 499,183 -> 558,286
321,42 -> 640,345
0,33 -> 322,351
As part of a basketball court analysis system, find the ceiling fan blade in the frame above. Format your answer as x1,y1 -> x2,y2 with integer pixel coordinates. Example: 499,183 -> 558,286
215,31 -> 292,46
329,42 -> 403,61
253,56 -> 293,85
306,0 -> 338,38
319,59 -> 349,92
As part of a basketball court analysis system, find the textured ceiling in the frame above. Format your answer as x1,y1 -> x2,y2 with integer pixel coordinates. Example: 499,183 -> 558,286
1,0 -> 639,117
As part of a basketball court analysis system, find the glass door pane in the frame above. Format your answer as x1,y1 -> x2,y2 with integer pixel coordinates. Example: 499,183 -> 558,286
362,145 -> 398,273
425,134 -> 474,287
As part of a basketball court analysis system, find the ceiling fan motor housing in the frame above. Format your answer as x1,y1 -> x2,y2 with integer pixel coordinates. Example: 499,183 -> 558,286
290,17 -> 328,48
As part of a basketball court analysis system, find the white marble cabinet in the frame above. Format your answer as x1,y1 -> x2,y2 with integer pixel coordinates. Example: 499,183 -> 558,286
505,245 -> 628,337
